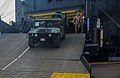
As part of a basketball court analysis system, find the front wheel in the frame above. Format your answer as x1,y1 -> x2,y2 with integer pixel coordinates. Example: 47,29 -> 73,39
28,38 -> 34,48
54,38 -> 60,48
62,34 -> 66,39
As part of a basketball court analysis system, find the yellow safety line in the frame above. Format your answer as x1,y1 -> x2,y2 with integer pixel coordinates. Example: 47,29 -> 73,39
50,72 -> 90,78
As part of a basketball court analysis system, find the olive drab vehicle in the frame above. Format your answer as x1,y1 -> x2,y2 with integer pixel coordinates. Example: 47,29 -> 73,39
28,12 -> 66,48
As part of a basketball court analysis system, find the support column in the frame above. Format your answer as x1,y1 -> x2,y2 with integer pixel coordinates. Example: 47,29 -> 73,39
86,0 -> 91,32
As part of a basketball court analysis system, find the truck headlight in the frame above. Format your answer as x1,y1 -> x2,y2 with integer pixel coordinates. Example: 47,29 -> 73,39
35,34 -> 38,37
48,34 -> 52,37
31,34 -> 34,36
29,33 -> 34,36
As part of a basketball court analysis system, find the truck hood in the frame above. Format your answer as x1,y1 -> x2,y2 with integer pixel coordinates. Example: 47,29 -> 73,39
29,27 -> 60,33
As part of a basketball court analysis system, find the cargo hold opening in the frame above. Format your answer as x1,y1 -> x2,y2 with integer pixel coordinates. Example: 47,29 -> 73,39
25,5 -> 84,33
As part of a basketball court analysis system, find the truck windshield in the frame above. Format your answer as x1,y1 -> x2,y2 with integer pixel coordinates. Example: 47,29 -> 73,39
33,20 -> 60,28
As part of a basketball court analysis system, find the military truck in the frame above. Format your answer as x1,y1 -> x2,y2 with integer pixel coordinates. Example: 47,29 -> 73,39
28,18 -> 66,48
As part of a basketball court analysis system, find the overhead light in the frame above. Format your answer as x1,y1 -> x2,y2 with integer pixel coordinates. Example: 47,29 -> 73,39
21,0 -> 25,1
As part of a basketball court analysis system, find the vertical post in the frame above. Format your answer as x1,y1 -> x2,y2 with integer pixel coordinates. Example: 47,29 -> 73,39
53,0 -> 55,8
85,0 -> 88,17
33,0 -> 36,11
0,16 -> 1,20
20,0 -> 26,32
86,0 -> 91,32
21,1 -> 25,19
87,17 -> 90,31
0,16 -> 1,34
64,13 -> 67,33
94,17 -> 97,43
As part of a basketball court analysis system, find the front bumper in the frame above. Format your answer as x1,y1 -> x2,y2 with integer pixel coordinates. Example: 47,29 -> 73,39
28,33 -> 59,42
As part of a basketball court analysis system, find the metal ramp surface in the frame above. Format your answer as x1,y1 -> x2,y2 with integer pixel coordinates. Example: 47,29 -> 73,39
0,34 -> 90,78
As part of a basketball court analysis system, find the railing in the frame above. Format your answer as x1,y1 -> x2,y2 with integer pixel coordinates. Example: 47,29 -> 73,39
100,8 -> 120,56
101,9 -> 120,28
101,9 -> 120,46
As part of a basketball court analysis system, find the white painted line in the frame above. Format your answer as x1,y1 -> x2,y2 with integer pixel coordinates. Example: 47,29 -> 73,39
2,59 -> 18,70
2,47 -> 30,70
18,47 -> 30,58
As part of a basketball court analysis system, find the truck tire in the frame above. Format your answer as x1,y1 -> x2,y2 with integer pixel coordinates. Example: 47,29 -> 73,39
62,34 -> 66,39
28,38 -> 34,48
54,38 -> 60,48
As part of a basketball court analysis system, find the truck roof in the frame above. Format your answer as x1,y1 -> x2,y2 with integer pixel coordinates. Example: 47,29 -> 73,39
33,18 -> 62,21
